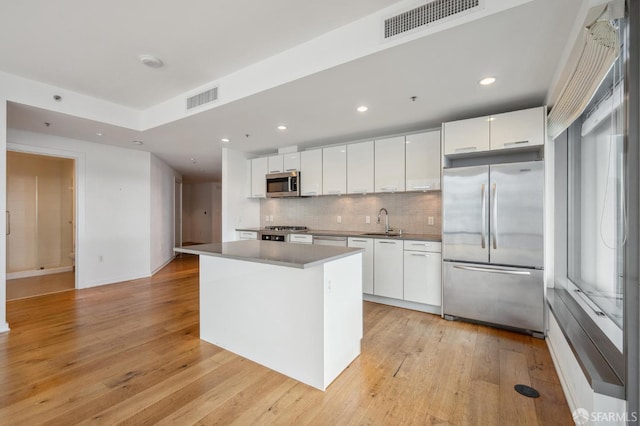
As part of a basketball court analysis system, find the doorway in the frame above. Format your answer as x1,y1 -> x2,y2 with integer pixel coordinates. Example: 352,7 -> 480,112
6,151 -> 75,300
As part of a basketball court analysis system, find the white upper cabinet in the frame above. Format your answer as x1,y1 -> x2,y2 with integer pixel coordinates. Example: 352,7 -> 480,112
443,106 -> 545,156
322,145 -> 347,195
268,155 -> 284,174
283,152 -> 301,172
347,141 -> 374,194
300,149 -> 323,196
490,106 -> 544,150
250,157 -> 268,198
442,116 -> 490,156
375,136 -> 405,193
405,130 -> 441,191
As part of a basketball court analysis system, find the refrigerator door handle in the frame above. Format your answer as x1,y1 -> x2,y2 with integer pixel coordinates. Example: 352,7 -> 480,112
480,184 -> 486,249
453,264 -> 531,276
492,183 -> 498,249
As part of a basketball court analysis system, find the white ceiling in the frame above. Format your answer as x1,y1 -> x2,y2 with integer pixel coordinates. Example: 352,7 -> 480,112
4,0 -> 583,182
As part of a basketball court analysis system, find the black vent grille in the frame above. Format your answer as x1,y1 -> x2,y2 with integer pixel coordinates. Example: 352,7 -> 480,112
187,87 -> 218,110
384,0 -> 480,39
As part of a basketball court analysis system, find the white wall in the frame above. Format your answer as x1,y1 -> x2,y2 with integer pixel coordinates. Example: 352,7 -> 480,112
221,148 -> 260,242
0,100 -> 8,333
212,183 -> 222,243
150,154 -> 181,274
8,129 -> 152,288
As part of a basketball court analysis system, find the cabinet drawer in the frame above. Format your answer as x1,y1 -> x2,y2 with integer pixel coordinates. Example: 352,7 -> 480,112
288,234 -> 313,244
403,240 -> 441,253
238,231 -> 258,240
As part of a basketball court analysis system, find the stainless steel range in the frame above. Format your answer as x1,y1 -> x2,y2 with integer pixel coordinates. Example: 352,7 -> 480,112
264,226 -> 308,232
261,226 -> 308,242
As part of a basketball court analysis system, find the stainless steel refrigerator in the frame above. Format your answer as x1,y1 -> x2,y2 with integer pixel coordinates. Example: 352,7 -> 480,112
442,160 -> 544,336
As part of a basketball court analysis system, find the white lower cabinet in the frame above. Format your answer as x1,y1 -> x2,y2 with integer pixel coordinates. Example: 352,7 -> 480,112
373,239 -> 403,299
288,234 -> 312,244
237,231 -> 258,240
348,237 -> 374,294
403,240 -> 441,306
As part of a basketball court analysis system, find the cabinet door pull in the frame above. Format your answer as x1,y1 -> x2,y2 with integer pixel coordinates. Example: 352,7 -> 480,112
412,185 -> 432,190
410,253 -> 430,257
378,241 -> 397,244
455,146 -> 477,153
285,168 -> 297,172
504,140 -> 529,147
6,211 -> 9,236
269,170 -> 280,173
351,239 -> 368,243
303,191 -> 317,196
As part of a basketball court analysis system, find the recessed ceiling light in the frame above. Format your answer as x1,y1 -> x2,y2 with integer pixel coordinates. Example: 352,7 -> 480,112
221,138 -> 230,143
277,125 -> 288,131
357,105 -> 368,112
132,140 -> 143,145
139,54 -> 164,69
479,76 -> 496,86
96,132 -> 103,137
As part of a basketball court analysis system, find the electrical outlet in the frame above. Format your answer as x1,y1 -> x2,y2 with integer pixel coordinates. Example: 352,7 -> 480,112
269,215 -> 273,222
265,215 -> 269,222
428,216 -> 434,225
337,215 -> 342,224
365,216 -> 370,224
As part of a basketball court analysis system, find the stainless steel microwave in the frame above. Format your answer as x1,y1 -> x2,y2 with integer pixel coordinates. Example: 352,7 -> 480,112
266,171 -> 300,198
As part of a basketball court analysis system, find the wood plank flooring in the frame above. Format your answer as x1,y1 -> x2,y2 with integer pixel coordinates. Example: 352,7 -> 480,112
6,271 -> 75,301
0,254 -> 572,425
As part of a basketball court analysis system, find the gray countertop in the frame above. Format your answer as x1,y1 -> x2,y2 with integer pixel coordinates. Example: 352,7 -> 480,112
174,240 -> 363,269
236,227 -> 441,242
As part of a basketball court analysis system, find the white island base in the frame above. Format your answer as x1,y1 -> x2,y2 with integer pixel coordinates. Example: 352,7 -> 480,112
198,251 -> 362,391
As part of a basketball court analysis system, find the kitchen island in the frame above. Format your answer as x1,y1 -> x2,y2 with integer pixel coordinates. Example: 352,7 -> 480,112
174,240 -> 363,391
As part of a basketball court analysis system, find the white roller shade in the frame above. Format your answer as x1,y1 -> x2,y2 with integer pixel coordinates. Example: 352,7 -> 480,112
547,19 -> 619,140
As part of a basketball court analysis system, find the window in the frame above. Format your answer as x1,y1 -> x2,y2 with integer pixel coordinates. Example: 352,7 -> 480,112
567,19 -> 626,329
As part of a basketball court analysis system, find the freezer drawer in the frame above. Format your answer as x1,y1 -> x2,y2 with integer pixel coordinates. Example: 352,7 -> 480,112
443,261 -> 544,333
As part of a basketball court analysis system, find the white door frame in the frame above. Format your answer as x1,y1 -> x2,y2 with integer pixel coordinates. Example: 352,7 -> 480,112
173,177 -> 182,251
7,143 -> 84,290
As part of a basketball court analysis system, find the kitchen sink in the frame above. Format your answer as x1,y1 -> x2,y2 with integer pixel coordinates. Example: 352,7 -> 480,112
360,232 -> 401,237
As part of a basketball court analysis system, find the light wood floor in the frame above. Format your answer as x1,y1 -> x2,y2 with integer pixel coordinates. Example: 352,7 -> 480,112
6,271 -> 75,301
0,255 -> 572,425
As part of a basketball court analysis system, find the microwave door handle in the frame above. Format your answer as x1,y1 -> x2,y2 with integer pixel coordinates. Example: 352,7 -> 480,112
288,177 -> 293,192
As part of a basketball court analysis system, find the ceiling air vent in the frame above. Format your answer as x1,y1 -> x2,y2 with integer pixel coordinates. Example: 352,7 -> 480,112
384,0 -> 480,39
186,87 -> 218,110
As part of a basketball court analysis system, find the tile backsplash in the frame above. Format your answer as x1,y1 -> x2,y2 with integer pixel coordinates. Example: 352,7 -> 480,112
261,192 -> 441,235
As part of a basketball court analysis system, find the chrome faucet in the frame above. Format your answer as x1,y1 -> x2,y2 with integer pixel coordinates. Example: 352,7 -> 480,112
377,208 -> 390,233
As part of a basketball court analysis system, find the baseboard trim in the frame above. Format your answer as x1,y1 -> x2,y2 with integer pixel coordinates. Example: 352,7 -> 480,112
7,266 -> 74,280
0,322 -> 10,334
362,294 -> 441,315
151,256 -> 176,275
